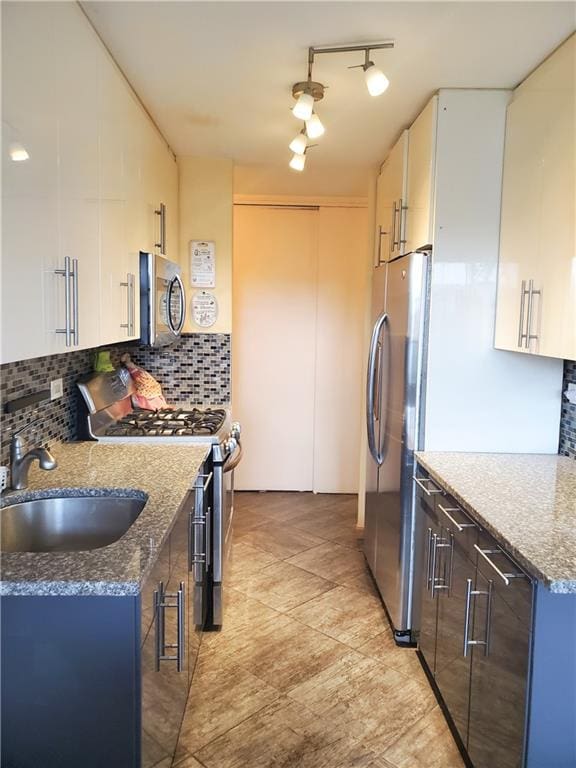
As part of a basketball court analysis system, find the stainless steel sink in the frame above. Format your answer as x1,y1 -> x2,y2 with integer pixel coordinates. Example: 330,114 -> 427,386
1,492 -> 147,552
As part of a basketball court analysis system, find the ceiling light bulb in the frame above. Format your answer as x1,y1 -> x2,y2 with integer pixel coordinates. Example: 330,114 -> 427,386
364,63 -> 389,96
305,113 -> 325,139
289,152 -> 306,172
289,131 -> 307,155
9,143 -> 30,162
292,92 -> 314,121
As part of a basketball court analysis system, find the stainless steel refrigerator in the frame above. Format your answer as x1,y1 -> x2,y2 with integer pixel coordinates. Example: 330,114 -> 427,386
364,247 -> 431,645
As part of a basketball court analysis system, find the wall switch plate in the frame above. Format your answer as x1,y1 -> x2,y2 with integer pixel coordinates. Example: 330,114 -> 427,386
50,378 -> 63,400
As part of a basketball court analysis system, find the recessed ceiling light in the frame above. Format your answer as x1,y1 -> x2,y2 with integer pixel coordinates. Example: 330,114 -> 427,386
9,143 -> 29,162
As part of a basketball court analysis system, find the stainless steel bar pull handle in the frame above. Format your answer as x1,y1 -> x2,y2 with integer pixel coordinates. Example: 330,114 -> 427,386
437,504 -> 476,533
425,527 -> 433,593
366,313 -> 388,465
55,257 -> 72,346
463,578 -> 493,657
130,273 -> 135,336
526,279 -> 541,349
154,580 -> 185,672
517,280 -> 529,348
391,201 -> 398,250
120,273 -> 131,333
398,198 -> 407,249
71,258 -> 79,346
375,225 -> 387,267
413,476 -> 443,497
473,544 -> 528,586
431,534 -> 452,597
155,202 -> 166,253
154,581 -> 165,672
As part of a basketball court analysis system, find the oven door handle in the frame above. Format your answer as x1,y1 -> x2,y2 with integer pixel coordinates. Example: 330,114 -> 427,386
224,438 -> 242,473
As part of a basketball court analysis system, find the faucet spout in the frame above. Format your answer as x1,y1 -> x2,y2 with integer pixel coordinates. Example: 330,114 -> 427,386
9,432 -> 58,491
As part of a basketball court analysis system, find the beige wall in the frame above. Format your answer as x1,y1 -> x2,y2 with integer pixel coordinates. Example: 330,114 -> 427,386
178,156 -> 233,334
234,163 -> 373,199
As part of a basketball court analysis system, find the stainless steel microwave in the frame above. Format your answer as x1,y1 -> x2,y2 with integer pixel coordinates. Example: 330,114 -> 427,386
140,252 -> 186,347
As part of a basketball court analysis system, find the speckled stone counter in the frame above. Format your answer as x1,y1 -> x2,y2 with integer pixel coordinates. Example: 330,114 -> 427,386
0,441 -> 211,596
415,452 -> 576,594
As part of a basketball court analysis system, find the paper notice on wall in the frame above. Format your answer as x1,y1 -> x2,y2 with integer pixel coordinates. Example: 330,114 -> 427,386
192,290 -> 218,328
190,241 -> 216,288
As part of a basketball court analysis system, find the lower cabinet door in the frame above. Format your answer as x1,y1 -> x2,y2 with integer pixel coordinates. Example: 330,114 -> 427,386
415,479 -> 441,673
434,534 -> 476,748
467,567 -> 532,768
141,523 -> 190,767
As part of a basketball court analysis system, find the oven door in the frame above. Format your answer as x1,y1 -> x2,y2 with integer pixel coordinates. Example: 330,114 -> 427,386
209,438 -> 242,629
141,252 -> 186,347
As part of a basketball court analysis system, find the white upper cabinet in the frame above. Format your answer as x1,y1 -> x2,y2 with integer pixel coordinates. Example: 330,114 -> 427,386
404,97 -> 437,253
495,34 -> 575,360
374,97 -> 438,265
1,2 -> 59,364
1,2 -> 178,363
374,131 -> 408,265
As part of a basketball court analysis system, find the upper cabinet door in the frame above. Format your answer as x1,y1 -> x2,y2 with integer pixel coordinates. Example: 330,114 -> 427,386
405,96 -> 437,253
374,130 -> 408,264
495,35 -> 575,360
1,2 -> 59,364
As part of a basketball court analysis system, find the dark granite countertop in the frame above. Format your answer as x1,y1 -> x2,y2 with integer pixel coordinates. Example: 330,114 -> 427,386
415,452 -> 576,594
0,442 -> 211,596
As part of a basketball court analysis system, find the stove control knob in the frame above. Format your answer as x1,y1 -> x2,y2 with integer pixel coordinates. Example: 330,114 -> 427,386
231,422 -> 241,440
224,437 -> 238,455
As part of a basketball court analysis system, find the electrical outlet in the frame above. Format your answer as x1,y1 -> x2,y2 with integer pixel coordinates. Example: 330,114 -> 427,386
50,378 -> 63,400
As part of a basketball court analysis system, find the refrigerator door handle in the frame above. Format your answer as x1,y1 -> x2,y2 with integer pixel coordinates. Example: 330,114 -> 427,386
366,312 -> 388,465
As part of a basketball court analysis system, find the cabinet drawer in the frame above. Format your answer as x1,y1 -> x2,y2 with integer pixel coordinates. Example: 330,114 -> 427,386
475,531 -> 533,629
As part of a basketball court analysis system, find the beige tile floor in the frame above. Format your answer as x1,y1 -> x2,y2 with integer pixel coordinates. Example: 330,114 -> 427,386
174,492 -> 465,768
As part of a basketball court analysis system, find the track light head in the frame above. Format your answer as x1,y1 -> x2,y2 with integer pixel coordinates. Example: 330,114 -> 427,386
363,61 -> 389,96
291,80 -> 325,120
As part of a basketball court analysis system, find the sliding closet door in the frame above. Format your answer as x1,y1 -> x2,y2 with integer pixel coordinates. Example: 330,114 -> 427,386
313,206 -> 368,492
232,205 -> 318,490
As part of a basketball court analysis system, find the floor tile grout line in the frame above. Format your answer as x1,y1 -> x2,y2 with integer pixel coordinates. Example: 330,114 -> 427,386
185,693 -> 286,760
375,701 -> 446,766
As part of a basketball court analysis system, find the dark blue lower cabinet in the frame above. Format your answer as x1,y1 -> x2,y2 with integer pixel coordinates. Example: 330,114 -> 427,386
1,494 -> 202,768
414,468 -> 576,768
1,595 -> 140,768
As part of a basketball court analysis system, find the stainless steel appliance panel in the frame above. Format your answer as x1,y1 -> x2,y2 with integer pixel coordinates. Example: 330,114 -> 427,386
140,252 -> 185,347
365,261 -> 388,572
370,251 -> 430,634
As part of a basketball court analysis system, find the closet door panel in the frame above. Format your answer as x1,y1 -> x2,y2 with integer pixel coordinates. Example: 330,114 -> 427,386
313,206 -> 368,493
232,206 -> 317,491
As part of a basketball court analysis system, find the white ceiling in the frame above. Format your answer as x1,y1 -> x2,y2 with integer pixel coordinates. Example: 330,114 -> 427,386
82,1 -> 574,192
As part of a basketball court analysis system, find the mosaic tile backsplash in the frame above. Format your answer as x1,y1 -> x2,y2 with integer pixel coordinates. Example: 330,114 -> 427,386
0,334 -> 231,466
124,334 -> 230,407
559,359 -> 576,459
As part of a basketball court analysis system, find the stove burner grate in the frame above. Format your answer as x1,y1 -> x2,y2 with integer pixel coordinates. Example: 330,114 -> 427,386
103,407 -> 226,438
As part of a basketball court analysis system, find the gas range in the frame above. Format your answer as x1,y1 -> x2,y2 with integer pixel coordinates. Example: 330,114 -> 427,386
76,370 -> 233,446
76,369 -> 241,631
101,406 -> 227,440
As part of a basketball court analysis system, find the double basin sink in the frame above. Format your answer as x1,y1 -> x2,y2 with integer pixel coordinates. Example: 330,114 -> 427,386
1,491 -> 147,553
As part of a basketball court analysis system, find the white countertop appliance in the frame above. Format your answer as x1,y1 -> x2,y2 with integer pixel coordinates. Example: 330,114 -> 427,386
77,370 -> 241,629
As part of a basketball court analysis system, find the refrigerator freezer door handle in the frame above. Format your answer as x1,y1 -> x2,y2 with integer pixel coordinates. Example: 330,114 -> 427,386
366,312 -> 388,465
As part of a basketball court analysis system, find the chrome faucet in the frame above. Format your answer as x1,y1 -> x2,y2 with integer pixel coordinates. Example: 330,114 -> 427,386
10,419 -> 57,490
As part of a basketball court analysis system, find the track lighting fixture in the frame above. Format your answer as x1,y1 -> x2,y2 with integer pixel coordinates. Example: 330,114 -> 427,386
289,130 -> 308,155
288,40 -> 394,171
289,151 -> 306,172
305,112 -> 325,139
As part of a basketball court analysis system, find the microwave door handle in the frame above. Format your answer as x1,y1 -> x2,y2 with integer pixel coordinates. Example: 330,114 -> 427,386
223,439 -> 243,473
167,274 -> 186,334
